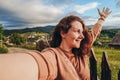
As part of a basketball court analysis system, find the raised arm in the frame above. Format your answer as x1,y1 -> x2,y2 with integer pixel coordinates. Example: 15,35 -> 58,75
90,7 -> 111,45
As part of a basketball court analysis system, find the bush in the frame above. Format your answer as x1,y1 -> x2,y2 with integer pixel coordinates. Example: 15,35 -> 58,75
10,33 -> 26,45
20,44 -> 36,50
0,45 -> 8,53
23,45 -> 36,50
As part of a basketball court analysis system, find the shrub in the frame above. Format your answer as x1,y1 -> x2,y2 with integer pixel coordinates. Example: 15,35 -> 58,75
20,44 -> 36,50
23,45 -> 36,50
0,45 -> 8,53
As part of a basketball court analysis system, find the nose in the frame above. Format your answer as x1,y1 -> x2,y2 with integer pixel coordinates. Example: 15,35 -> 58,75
78,33 -> 84,39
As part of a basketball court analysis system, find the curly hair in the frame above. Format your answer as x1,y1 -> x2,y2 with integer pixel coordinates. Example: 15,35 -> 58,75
50,15 -> 92,56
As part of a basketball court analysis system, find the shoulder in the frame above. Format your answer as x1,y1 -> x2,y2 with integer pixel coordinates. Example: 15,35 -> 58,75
41,47 -> 57,53
40,47 -> 57,57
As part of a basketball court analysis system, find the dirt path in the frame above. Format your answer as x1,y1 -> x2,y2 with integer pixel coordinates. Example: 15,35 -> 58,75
8,47 -> 32,53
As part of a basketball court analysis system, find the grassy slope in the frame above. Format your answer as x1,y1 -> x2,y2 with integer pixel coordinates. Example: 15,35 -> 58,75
93,46 -> 120,80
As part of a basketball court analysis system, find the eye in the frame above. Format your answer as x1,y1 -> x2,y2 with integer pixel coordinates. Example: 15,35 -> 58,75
77,30 -> 81,33
75,29 -> 81,34
74,30 -> 79,33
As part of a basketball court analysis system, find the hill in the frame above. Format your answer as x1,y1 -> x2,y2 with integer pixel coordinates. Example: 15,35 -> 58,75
4,25 -> 54,35
3,25 -> 120,38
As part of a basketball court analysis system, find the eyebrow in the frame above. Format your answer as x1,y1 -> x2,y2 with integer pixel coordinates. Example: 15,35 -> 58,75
71,27 -> 82,30
70,27 -> 84,32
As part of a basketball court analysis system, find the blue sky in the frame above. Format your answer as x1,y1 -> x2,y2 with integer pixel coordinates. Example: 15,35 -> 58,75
0,0 -> 120,30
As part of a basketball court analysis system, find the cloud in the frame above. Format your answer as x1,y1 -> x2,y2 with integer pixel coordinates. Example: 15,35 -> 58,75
116,0 -> 120,8
112,12 -> 120,17
72,2 -> 99,14
42,0 -> 74,6
0,0 -> 66,29
105,12 -> 120,26
0,0 -> 86,29
0,0 -> 120,29
81,11 -> 120,29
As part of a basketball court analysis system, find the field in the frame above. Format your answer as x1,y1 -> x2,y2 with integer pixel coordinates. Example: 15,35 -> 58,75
93,46 -> 120,80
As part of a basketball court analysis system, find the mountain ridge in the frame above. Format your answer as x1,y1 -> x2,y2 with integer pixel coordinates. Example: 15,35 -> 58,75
3,25 -> 120,36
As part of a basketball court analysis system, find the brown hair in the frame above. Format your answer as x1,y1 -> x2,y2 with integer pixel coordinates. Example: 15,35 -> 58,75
50,15 -> 92,56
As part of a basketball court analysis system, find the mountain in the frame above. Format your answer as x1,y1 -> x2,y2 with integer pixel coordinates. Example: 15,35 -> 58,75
4,25 -> 54,35
3,25 -> 120,37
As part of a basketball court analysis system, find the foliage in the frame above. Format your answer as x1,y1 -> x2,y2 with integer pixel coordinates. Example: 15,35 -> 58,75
101,29 -> 120,38
0,45 -> 8,53
20,44 -> 36,50
93,29 -> 120,47
0,24 -> 3,40
0,24 -> 4,46
10,33 -> 26,45
4,25 -> 54,35
0,24 -> 3,33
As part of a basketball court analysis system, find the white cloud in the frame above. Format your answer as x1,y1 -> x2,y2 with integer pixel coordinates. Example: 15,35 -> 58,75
73,2 -> 99,14
0,0 -> 120,29
101,12 -> 120,27
84,16 -> 120,29
105,17 -> 120,26
84,18 -> 97,26
0,0 -> 99,26
0,0 -> 65,25
112,12 -> 120,17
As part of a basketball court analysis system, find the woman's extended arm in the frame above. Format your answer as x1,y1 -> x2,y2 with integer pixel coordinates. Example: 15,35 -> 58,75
90,7 -> 111,45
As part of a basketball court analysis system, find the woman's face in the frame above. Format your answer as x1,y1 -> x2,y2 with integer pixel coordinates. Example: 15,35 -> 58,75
62,21 -> 84,48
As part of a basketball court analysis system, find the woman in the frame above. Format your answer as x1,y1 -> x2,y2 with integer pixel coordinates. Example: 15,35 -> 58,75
28,7 -> 111,80
0,7 -> 111,80
39,7 -> 111,80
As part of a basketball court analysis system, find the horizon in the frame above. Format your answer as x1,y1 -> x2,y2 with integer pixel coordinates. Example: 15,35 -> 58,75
4,25 -> 120,31
0,0 -> 120,30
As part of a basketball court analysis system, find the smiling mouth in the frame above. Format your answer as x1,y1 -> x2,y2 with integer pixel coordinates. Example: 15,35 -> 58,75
75,40 -> 81,44
76,39 -> 82,42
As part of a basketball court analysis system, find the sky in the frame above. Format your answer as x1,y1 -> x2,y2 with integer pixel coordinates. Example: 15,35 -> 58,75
0,0 -> 120,30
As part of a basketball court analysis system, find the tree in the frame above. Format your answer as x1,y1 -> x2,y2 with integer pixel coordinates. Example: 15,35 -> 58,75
10,33 -> 25,45
0,24 -> 3,46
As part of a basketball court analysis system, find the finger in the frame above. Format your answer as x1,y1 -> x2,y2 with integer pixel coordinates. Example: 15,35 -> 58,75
106,8 -> 112,14
106,8 -> 109,11
97,8 -> 101,14
108,11 -> 112,14
103,7 -> 105,12
108,8 -> 112,14
106,8 -> 110,13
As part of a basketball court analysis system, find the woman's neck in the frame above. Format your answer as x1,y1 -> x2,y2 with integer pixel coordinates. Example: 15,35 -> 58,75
59,42 -> 72,53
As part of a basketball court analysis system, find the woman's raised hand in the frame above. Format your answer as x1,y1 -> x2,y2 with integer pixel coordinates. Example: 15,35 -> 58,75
98,7 -> 112,21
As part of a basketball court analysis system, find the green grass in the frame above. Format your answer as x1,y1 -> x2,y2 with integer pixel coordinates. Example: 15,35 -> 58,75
0,45 -> 8,53
93,46 -> 120,80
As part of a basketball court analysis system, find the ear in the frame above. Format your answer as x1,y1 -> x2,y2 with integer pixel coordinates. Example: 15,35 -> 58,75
60,30 -> 66,38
